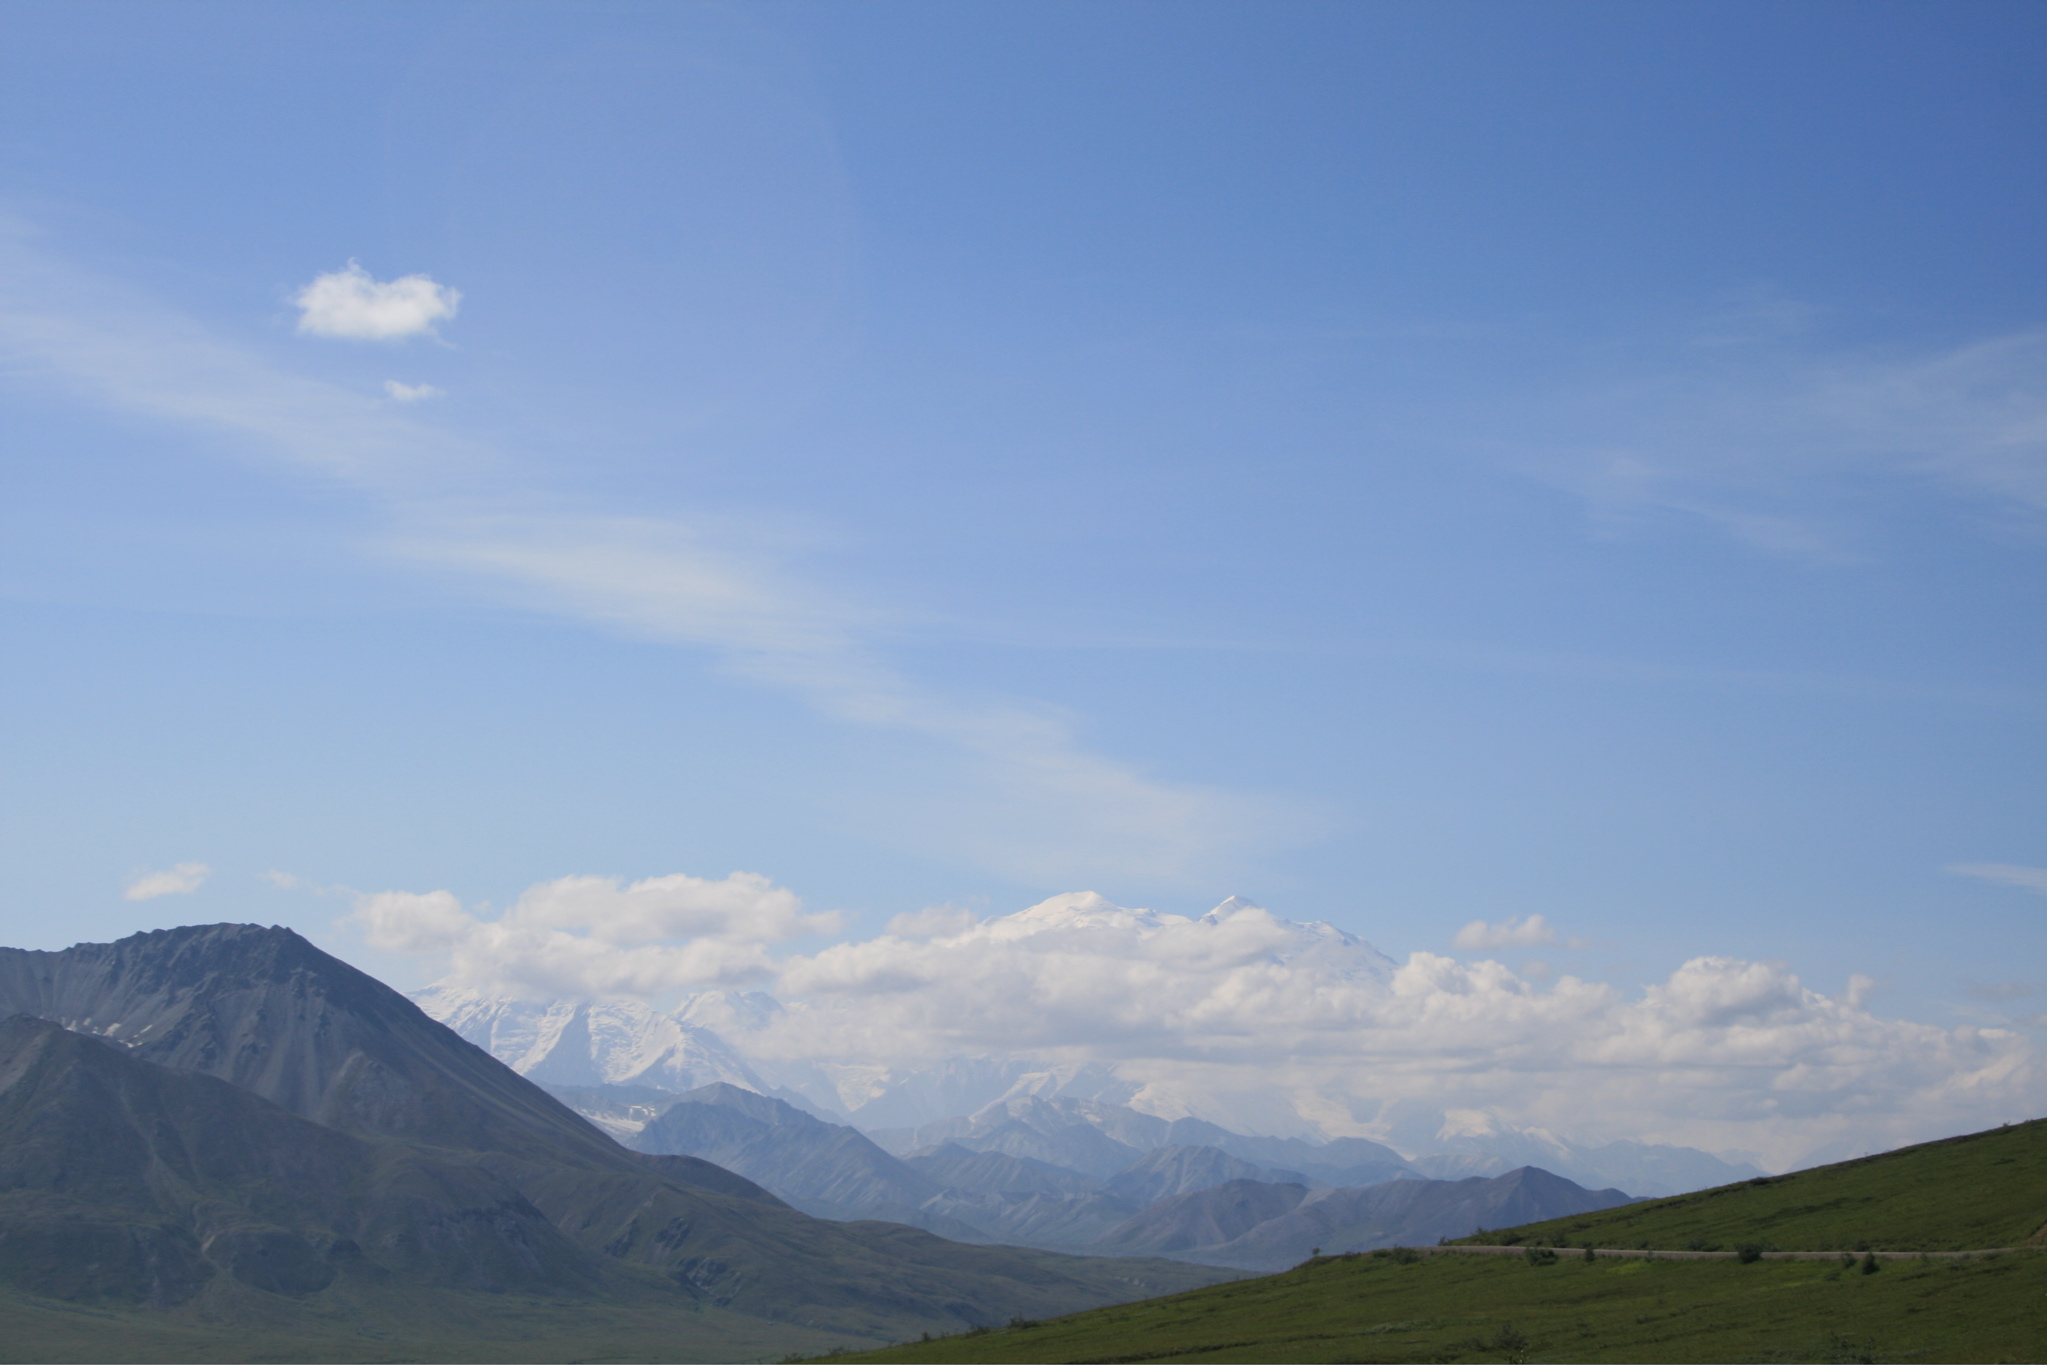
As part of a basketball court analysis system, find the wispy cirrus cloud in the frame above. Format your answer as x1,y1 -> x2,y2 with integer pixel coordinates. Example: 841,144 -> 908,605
1536,326 -> 2047,559
0,220 -> 1305,885
1950,862 -> 2047,894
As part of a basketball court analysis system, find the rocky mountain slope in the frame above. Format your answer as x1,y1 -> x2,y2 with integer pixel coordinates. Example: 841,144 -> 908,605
0,1013 -> 603,1304
633,1083 -> 964,1229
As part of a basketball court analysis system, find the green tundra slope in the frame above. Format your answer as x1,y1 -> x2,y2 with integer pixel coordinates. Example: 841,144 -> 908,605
816,1117 -> 2047,1364
815,1245 -> 2047,1364
1445,1116 -> 2047,1254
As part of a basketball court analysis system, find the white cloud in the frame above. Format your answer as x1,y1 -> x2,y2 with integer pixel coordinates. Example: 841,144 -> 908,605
384,379 -> 444,401
345,871 -> 839,998
259,870 -> 302,889
1950,862 -> 2047,894
294,260 -> 459,341
367,881 -> 2037,1165
122,862 -> 211,901
1453,913 -> 1557,950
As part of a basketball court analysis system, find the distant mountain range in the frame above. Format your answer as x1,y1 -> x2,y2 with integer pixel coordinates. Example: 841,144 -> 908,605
0,925 -> 1229,1359
421,988 -> 1761,1200
561,1078 -> 1633,1268
1096,1167 -> 1633,1268
416,898 -> 1764,1201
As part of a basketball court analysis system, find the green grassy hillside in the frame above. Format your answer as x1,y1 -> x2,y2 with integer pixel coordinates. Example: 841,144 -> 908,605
813,1118 -> 2047,1364
1448,1117 -> 2047,1254
815,1245 -> 2047,1364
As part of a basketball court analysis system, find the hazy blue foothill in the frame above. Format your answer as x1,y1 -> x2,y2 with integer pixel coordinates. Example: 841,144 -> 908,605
602,1078 -> 1644,1269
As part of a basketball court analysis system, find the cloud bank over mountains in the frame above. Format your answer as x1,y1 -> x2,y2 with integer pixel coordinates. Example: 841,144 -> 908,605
370,881 -> 2037,1169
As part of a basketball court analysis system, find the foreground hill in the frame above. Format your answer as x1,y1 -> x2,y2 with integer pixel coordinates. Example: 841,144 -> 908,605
814,1245 -> 2047,1364
811,1117 -> 2047,1363
1446,1114 -> 2047,1253
0,925 -> 1230,1360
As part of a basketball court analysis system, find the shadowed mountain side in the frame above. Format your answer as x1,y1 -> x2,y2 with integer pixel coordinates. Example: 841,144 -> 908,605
0,924 -> 624,1166
629,1084 -> 962,1227
903,1144 -> 1102,1198
919,1190 -> 1144,1250
629,1086 -> 1140,1248
947,1118 -> 1144,1180
0,1014 -> 600,1305
1202,1133 -> 1419,1188
1106,1144 -> 1306,1204
1096,1169 -> 1633,1269
869,1095 -> 1417,1192
883,1098 -> 1149,1179
1203,1167 -> 1634,1269
1095,1179 -> 1313,1255
1405,1132 -> 1762,1196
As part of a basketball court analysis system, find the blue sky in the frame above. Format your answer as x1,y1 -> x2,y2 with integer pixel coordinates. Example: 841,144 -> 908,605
1,0 -> 2043,1065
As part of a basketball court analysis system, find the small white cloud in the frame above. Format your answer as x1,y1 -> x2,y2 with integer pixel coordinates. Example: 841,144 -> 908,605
1454,914 -> 1558,951
1949,863 -> 2047,894
384,380 -> 445,402
259,870 -> 303,889
294,260 -> 459,341
123,862 -> 211,901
